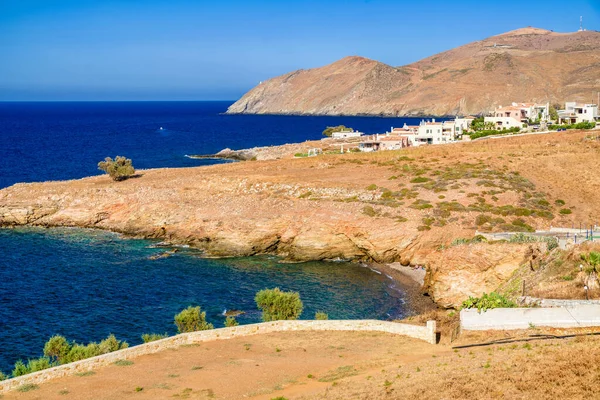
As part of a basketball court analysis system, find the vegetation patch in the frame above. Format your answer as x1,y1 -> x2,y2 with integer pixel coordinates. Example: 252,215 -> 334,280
318,365 -> 359,382
461,292 -> 517,312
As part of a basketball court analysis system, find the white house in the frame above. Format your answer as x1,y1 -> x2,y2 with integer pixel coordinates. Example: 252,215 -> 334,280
409,119 -> 460,146
455,117 -> 476,132
558,102 -> 599,124
358,135 -> 410,152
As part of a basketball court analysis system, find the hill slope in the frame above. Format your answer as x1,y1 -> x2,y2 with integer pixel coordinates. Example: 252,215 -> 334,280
227,28 -> 600,116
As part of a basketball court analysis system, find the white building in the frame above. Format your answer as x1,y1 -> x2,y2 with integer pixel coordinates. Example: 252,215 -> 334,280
358,135 -> 410,152
455,117 -> 476,132
331,130 -> 363,139
409,119 -> 460,146
558,102 -> 599,124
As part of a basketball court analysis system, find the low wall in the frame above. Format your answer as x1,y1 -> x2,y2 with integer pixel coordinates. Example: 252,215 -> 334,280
518,296 -> 600,307
0,319 -> 436,393
461,305 -> 600,331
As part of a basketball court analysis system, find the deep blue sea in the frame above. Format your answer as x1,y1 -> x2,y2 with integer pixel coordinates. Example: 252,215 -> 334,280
0,102 -> 428,373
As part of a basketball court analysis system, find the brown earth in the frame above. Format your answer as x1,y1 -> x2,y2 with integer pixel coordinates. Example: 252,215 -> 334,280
4,327 -> 600,400
227,27 -> 600,116
2,130 -> 600,307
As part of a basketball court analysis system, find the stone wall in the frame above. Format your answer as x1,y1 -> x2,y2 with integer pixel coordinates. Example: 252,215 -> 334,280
0,319 -> 436,393
461,305 -> 600,330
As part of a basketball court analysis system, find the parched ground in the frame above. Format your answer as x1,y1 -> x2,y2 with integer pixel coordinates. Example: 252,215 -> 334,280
4,327 -> 600,400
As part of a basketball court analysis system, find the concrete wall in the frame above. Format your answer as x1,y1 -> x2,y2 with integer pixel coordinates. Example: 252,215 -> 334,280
0,319 -> 436,393
461,305 -> 600,331
518,296 -> 600,307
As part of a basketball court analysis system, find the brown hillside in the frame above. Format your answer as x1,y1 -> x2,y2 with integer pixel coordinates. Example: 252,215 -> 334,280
227,27 -> 600,116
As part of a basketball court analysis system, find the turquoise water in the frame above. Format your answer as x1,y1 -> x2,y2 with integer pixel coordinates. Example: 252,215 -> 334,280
0,227 -> 408,373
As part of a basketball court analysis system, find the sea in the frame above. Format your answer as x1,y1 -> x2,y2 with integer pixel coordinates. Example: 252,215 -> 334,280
0,101 -> 432,373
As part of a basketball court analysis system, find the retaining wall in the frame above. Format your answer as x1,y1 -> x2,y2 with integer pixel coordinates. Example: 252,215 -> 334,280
461,305 -> 600,331
518,296 -> 600,307
0,319 -> 436,393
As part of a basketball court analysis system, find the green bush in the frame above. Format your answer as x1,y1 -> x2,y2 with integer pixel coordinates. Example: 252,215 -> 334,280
410,177 -> 430,183
559,208 -> 572,215
508,233 -> 559,251
461,292 -> 516,312
174,306 -> 214,333
43,335 -> 70,364
255,288 -> 303,322
98,156 -> 135,181
549,122 -> 596,131
581,251 -> 600,273
555,199 -> 565,206
322,125 -> 354,137
224,316 -> 239,327
26,357 -> 53,373
141,333 -> 169,343
99,334 -> 128,354
12,360 -> 30,377
0,370 -> 6,381
315,312 -> 329,320
469,127 -> 520,140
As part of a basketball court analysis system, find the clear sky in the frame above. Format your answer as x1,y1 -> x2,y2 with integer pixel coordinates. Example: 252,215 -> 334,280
1,0 -> 599,101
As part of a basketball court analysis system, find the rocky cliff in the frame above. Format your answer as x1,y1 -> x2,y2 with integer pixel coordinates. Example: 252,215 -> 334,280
227,27 -> 600,116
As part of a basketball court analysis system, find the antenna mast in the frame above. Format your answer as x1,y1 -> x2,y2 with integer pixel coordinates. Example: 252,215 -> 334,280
579,16 -> 585,32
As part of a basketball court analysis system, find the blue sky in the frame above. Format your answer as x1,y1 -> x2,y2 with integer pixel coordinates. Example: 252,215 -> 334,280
1,0 -> 599,101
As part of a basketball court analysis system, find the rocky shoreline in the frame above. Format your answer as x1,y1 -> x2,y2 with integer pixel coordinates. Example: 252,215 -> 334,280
4,130 -> 591,309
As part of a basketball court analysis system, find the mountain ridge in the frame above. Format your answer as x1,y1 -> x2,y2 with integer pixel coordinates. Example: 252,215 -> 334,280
227,27 -> 600,116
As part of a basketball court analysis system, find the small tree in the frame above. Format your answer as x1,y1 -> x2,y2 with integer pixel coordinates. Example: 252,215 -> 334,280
98,156 -> 135,181
255,288 -> 303,321
224,316 -> 239,327
322,125 -> 354,137
43,335 -> 71,364
174,306 -> 214,333
549,105 -> 559,122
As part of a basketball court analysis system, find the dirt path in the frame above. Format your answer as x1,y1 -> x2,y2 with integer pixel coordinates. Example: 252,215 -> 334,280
2,331 -> 445,400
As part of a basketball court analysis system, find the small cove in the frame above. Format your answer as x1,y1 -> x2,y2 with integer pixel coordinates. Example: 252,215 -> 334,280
0,227 -> 418,373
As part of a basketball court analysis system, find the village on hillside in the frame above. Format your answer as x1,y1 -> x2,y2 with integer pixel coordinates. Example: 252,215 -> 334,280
325,101 -> 600,153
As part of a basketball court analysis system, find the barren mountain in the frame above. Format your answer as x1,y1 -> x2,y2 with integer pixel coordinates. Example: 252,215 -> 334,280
227,27 -> 600,116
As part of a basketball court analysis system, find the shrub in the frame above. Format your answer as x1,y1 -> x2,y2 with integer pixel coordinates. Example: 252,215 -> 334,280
366,184 -> 378,191
461,292 -> 516,312
315,312 -> 329,320
549,121 -> 596,131
141,333 -> 169,343
44,335 -> 71,364
255,288 -> 303,322
559,208 -> 572,215
410,177 -> 430,183
174,306 -> 214,333
99,334 -> 128,354
98,156 -> 135,181
581,251 -> 600,273
26,357 -> 53,373
0,371 -> 6,381
362,206 -> 378,217
12,360 -> 30,377
224,316 -> 239,327
555,199 -> 565,206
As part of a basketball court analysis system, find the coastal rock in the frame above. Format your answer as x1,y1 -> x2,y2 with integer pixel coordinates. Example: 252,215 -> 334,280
423,243 -> 529,309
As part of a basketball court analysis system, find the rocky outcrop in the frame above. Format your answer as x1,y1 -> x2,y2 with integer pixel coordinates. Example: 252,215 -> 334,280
423,243 -> 532,308
227,28 -> 600,116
